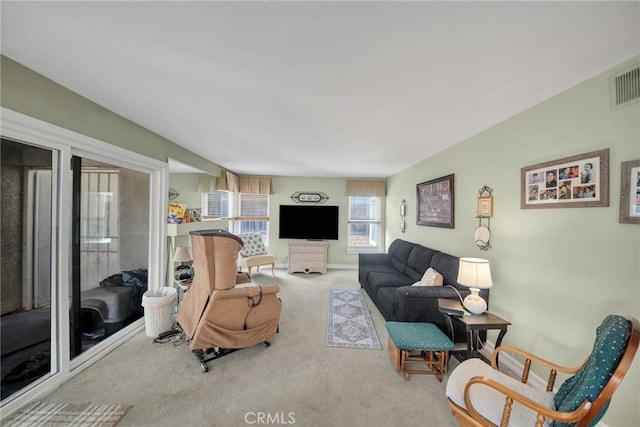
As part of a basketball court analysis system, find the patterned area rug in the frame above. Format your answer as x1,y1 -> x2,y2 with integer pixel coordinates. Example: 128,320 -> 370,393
4,402 -> 133,426
326,289 -> 382,349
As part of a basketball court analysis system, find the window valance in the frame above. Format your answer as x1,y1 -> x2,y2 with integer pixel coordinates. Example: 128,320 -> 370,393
197,176 -> 218,193
346,180 -> 386,197
239,177 -> 272,195
216,170 -> 239,193
213,170 -> 271,195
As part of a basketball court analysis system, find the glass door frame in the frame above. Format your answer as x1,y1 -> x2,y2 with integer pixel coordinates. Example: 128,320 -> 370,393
1,107 -> 168,415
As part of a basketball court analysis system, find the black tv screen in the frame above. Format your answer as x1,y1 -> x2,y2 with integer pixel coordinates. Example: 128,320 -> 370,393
279,205 -> 339,240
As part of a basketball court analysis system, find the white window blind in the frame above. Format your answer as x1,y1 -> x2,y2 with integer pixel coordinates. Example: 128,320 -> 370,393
348,195 -> 382,251
201,191 -> 230,219
232,193 -> 270,239
237,193 -> 269,220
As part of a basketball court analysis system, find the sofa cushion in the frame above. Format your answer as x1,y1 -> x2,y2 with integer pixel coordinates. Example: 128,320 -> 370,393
430,251 -> 460,285
405,245 -> 438,281
367,271 -> 415,297
388,239 -> 416,274
360,264 -> 397,283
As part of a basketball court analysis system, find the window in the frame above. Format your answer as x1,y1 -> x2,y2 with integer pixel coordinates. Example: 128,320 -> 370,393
80,169 -> 119,290
348,196 -> 381,251
201,191 -> 230,219
233,193 -> 269,238
201,191 -> 270,243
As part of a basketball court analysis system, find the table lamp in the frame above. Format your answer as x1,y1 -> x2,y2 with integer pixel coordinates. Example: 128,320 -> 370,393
173,246 -> 193,281
457,257 -> 493,315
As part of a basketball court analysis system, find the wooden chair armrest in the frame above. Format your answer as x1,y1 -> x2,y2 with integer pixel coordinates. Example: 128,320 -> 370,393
465,376 -> 592,427
492,345 -> 585,373
492,345 -> 586,391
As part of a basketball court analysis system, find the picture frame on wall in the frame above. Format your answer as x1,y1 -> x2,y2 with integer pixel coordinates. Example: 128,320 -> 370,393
477,196 -> 493,218
521,149 -> 609,209
417,174 -> 454,228
619,159 -> 640,224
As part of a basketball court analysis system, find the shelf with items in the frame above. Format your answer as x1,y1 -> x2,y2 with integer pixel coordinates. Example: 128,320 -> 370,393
167,221 -> 221,237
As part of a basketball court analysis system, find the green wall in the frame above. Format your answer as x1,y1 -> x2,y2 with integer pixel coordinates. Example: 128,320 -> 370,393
268,176 -> 363,266
386,56 -> 640,426
168,174 -> 370,267
0,55 -> 221,175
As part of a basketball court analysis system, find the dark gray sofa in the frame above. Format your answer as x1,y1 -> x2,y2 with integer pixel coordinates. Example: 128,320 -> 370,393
358,239 -> 489,342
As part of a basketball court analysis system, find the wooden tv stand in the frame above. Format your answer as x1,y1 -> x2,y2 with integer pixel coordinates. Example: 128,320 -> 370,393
288,240 -> 328,274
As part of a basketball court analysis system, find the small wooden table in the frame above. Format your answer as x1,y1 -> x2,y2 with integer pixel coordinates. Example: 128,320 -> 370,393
437,299 -> 511,367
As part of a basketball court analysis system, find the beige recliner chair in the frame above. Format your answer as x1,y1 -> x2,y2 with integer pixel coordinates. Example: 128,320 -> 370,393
176,229 -> 282,372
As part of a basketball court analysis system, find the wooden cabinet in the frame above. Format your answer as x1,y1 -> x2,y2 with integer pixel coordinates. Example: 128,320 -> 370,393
288,241 -> 328,274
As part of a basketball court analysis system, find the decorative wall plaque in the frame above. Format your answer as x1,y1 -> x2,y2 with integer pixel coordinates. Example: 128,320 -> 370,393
291,191 -> 329,204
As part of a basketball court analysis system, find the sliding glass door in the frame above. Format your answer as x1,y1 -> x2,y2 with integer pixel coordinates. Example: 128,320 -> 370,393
1,110 -> 166,410
70,157 -> 150,357
1,139 -> 55,400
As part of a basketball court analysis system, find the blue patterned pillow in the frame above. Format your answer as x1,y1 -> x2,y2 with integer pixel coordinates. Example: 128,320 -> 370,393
552,315 -> 631,427
238,234 -> 267,257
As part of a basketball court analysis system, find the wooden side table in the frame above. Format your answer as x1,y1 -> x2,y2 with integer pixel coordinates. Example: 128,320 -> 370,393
437,298 -> 511,367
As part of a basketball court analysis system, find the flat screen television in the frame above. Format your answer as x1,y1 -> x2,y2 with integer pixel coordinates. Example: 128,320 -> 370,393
279,205 -> 339,240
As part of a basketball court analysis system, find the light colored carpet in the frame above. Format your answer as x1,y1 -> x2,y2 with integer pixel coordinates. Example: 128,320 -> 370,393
4,402 -> 132,426
36,270 -> 458,427
326,289 -> 381,349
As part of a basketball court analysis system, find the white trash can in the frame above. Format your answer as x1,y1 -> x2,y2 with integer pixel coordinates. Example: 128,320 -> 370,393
142,287 -> 177,337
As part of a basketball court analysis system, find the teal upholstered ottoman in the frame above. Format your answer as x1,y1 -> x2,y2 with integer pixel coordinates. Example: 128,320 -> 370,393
386,321 -> 455,381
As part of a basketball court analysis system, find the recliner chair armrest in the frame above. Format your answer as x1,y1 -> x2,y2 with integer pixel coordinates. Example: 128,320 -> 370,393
213,284 -> 280,301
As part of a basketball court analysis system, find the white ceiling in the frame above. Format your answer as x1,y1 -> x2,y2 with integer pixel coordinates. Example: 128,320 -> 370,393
2,1 -> 639,178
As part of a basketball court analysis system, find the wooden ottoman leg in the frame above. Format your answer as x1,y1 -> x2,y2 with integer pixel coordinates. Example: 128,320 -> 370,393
401,350 -> 410,381
441,350 -> 449,374
388,336 -> 401,372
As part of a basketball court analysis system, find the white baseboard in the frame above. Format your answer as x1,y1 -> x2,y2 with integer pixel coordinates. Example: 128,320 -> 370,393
273,263 -> 357,271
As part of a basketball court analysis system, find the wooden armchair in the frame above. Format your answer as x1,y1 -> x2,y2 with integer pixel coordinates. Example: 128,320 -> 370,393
445,315 -> 639,427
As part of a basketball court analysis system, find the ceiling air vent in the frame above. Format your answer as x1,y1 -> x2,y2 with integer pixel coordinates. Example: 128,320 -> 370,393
610,65 -> 640,110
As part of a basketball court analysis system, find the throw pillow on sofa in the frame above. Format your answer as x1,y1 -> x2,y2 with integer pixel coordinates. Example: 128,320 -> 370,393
412,267 -> 444,286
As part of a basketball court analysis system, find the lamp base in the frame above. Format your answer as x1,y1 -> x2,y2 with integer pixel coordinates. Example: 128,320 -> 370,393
463,288 -> 487,315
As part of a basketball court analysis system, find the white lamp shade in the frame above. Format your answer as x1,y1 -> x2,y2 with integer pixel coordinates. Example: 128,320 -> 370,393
457,257 -> 493,289
173,246 -> 192,263
457,257 -> 492,315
